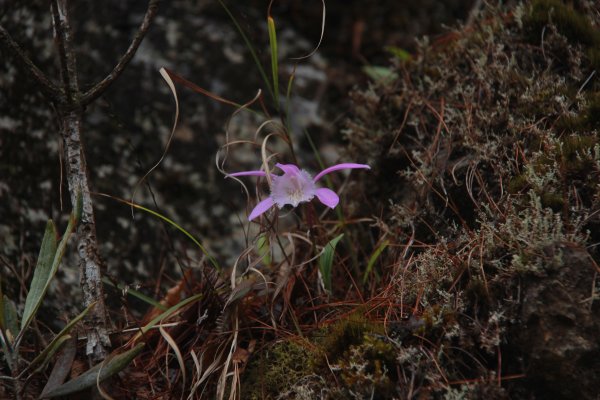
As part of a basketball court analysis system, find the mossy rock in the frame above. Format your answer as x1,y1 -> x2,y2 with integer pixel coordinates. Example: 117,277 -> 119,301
343,0 -> 600,398
241,339 -> 319,400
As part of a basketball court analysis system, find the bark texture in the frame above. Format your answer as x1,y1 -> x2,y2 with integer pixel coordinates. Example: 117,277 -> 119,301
60,109 -> 111,360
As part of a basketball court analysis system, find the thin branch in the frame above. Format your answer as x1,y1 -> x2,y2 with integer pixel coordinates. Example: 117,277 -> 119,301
50,0 -> 79,100
80,0 -> 160,106
0,25 -> 62,101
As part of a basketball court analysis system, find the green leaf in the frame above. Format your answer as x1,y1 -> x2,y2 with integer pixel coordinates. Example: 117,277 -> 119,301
128,203 -> 220,272
41,343 -> 145,398
28,302 -> 95,372
102,277 -> 166,310
256,233 -> 271,266
18,199 -> 80,341
131,293 -> 203,343
3,295 -> 18,345
268,16 -> 279,108
21,220 -> 58,331
39,336 -> 77,399
362,66 -> 398,82
362,240 -> 389,284
384,45 -> 412,61
29,334 -> 72,375
217,0 -> 275,103
1,295 -> 18,372
319,234 -> 344,292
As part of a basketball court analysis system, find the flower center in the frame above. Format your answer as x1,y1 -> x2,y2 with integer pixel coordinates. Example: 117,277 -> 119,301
271,170 -> 316,208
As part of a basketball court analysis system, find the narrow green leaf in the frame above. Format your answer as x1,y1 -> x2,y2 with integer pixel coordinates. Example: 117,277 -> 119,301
362,66 -> 398,82
362,240 -> 389,284
268,16 -> 279,108
284,70 -> 295,134
30,334 -> 72,375
1,295 -> 18,372
102,277 -> 166,310
21,220 -> 58,331
39,336 -> 77,399
384,45 -> 412,61
3,295 -> 18,344
42,343 -> 145,398
28,302 -> 95,372
319,234 -> 344,292
256,233 -> 271,266
217,0 -> 275,103
129,203 -> 220,272
131,293 -> 203,342
18,199 -> 80,341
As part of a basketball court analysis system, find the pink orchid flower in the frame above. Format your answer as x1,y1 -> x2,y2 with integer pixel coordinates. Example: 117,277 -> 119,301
229,162 -> 370,221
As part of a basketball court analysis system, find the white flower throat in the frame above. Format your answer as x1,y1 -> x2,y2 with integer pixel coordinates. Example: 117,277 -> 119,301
271,170 -> 316,208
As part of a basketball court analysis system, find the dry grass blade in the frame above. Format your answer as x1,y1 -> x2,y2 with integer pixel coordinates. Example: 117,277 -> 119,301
163,68 -> 243,108
159,323 -> 186,399
130,67 -> 179,214
268,0 -> 326,61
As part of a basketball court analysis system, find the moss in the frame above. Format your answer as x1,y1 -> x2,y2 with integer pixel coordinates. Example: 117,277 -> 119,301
587,47 -> 600,71
540,191 -> 564,211
508,174 -> 529,194
316,312 -> 385,364
241,340 -> 318,400
336,335 -> 397,399
526,0 -> 600,47
558,94 -> 600,132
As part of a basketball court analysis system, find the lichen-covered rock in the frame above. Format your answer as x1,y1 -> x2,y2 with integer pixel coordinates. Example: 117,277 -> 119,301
343,0 -> 600,398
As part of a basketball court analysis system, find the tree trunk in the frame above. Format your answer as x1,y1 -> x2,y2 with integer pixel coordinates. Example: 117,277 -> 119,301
60,108 -> 111,361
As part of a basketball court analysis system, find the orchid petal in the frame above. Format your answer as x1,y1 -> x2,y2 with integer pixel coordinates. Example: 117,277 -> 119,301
315,188 -> 339,209
275,163 -> 300,176
227,170 -> 268,178
313,163 -> 371,182
248,197 -> 275,221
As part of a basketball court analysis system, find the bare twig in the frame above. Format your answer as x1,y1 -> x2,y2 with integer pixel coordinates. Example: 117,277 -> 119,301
81,0 -> 160,106
0,25 -> 62,101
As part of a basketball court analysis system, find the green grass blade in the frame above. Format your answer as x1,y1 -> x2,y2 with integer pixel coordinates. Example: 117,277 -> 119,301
131,293 -> 203,342
102,277 -> 166,310
319,234 -> 344,292
284,68 -> 295,134
41,343 -> 145,398
29,334 -> 72,375
218,0 -> 275,103
362,240 -> 389,284
130,203 -> 220,271
268,16 -> 279,108
21,220 -> 58,331
27,302 -> 96,372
